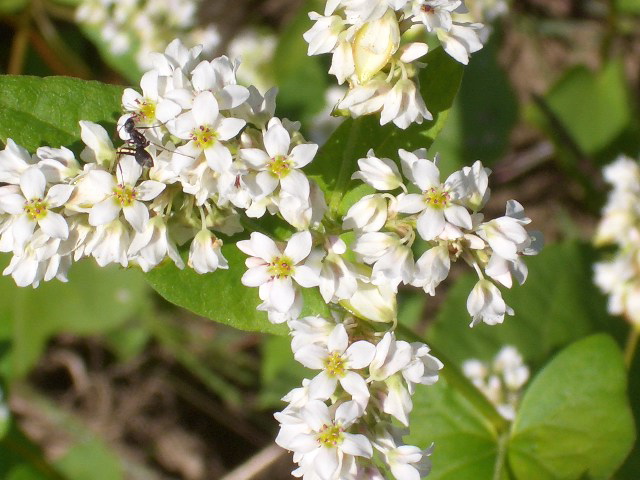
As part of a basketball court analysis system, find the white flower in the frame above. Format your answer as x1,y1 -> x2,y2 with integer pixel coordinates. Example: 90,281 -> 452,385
121,70 -> 181,127
342,194 -> 389,232
478,200 -> 532,261
191,56 -> 250,109
340,280 -> 397,323
294,324 -> 376,407
170,91 -> 245,173
88,157 -> 165,233
188,229 -> 228,274
237,231 -> 320,313
0,139 -> 37,184
240,119 -> 318,201
304,13 -> 346,55
127,216 -> 184,271
351,150 -> 403,191
289,315 -> 338,352
411,0 -> 460,31
380,78 -> 431,129
85,219 -> 131,267
467,278 -> 513,326
352,10 -> 400,83
79,121 -> 117,167
0,167 -> 73,251
368,332 -> 412,381
275,400 -> 373,480
436,23 -> 483,65
411,244 -> 451,295
397,148 -> 472,240
318,236 -> 362,303
352,232 -> 414,291
36,146 -> 81,183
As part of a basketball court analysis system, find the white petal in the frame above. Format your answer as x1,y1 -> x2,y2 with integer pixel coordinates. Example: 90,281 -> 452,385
264,122 -> 291,157
89,197 -> 120,226
20,167 -> 46,199
45,184 -> 74,208
123,201 -> 149,233
136,180 -> 166,201
345,341 -> 376,369
38,212 -> 68,239
416,208 -> 445,240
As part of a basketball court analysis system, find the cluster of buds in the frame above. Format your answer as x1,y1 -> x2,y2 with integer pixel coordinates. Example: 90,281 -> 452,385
462,345 -> 529,420
303,0 -> 484,129
76,0 -> 221,70
594,155 -> 640,327
0,32 -> 542,477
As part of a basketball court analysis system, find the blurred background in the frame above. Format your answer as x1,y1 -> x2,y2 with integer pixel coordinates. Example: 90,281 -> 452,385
1,0 -> 640,478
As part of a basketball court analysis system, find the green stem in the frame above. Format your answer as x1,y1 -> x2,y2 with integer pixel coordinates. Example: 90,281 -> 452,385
328,117 -> 364,218
492,430 -> 510,480
396,323 -> 509,433
624,325 -> 640,368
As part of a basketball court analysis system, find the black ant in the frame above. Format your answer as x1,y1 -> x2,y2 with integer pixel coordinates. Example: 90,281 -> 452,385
117,117 -> 195,169
116,117 -> 154,168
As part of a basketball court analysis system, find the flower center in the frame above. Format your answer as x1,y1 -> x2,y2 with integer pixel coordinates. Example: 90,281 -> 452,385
136,99 -> 156,123
316,423 -> 344,448
324,351 -> 346,378
24,198 -> 48,220
268,255 -> 294,278
423,186 -> 450,209
267,155 -> 292,178
113,184 -> 137,207
421,4 -> 435,14
191,125 -> 217,149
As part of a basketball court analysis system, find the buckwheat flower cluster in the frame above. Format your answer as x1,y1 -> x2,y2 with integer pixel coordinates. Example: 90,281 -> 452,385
0,39 -> 323,288
76,0 -> 221,70
275,317 -> 442,479
594,155 -> 640,327
462,345 -> 529,420
344,148 -> 542,326
304,0 -> 484,128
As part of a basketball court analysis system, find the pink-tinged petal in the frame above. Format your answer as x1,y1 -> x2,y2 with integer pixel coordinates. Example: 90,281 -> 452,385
12,214 -> 36,247
89,197 -> 120,226
255,171 -> 279,197
0,193 -> 26,214
241,264 -> 271,286
192,91 -> 220,126
315,447 -> 340,480
308,371 -> 338,400
345,341 -> 376,369
294,344 -> 329,369
45,184 -> 74,208
239,148 -> 270,169
397,193 -> 425,214
293,265 -> 320,288
289,143 -> 318,169
20,167 -> 46,199
38,212 -> 68,239
444,204 -> 472,230
284,231 -> 312,263
123,200 -> 149,233
269,276 -> 296,312
340,372 -> 370,405
410,160 -> 440,190
341,433 -> 373,458
136,180 -> 166,201
327,324 -> 349,353
416,208 -> 445,240
264,122 -> 291,157
117,156 -> 143,186
216,117 -> 246,141
280,170 -> 310,200
204,142 -> 232,173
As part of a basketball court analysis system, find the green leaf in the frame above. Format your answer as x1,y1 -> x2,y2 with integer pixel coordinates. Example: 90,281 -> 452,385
0,76 -> 123,152
431,35 -> 518,173
145,245 -> 332,335
617,0 -> 640,13
407,377 -> 502,480
509,334 -> 635,479
0,0 -> 27,13
428,241 -> 621,369
273,1 -> 328,124
0,421 -> 67,480
526,61 -> 632,160
55,439 -> 123,480
307,47 -> 464,217
0,255 -> 152,380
